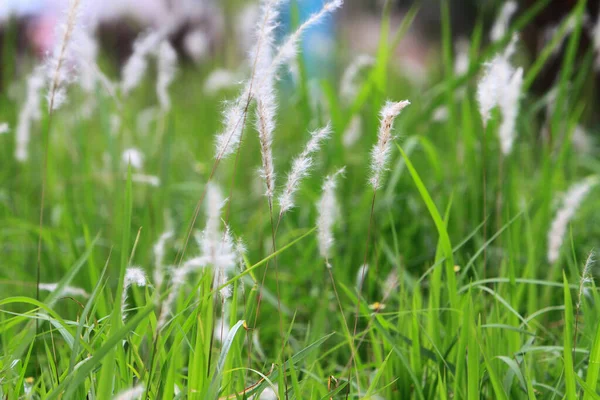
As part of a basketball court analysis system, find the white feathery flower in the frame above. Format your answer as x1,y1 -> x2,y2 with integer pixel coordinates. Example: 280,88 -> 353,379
342,115 -> 362,147
122,266 -> 148,320
136,107 -> 157,136
268,0 -> 343,78
16,67 -> 45,162
125,267 -> 148,288
181,184 -> 238,299
153,230 -> 174,290
121,31 -> 163,95
113,384 -> 145,400
235,238 -> 248,272
454,38 -> 470,75
339,54 -> 375,102
122,148 -> 144,170
498,67 -> 523,155
356,264 -> 369,291
382,269 -> 399,299
279,123 -> 332,214
214,0 -> 283,160
204,69 -> 242,95
317,167 -> 345,262
477,34 -> 523,154
571,125 -> 594,154
45,0 -> 83,112
0,122 -> 9,134
214,84 -> 250,159
547,178 -> 598,263
183,29 -> 210,63
577,251 -> 595,313
255,84 -> 277,202
250,0 -> 284,201
432,106 -> 449,122
157,266 -> 187,329
369,100 -> 411,190
476,55 -> 510,126
490,1 -> 518,42
131,174 -> 160,187
256,386 -> 278,400
39,283 -> 89,298
77,30 -> 99,94
156,40 -> 178,112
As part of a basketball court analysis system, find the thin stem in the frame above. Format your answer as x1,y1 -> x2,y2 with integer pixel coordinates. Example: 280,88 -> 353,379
347,190 -> 377,396
482,123 -> 488,280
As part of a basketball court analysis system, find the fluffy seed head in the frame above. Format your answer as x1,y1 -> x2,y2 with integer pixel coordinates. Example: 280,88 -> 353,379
490,1 -> 518,42
214,85 -> 250,159
114,384 -> 145,400
342,115 -> 362,148
547,178 -> 597,263
317,167 -> 345,262
255,78 -> 277,202
156,40 -> 178,111
122,148 -> 144,170
356,264 -> 369,291
153,230 -> 174,290
279,123 -> 332,214
369,100 -> 411,190
204,69 -> 242,95
39,283 -> 89,297
45,0 -> 83,112
16,67 -> 45,162
339,54 -> 375,102
121,31 -> 162,95
122,266 -> 148,320
498,67 -> 523,155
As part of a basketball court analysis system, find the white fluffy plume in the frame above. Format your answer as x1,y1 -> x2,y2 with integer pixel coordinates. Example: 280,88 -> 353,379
121,31 -> 163,95
45,0 -> 83,112
279,123 -> 332,214
490,1 -> 518,42
476,35 -> 523,155
547,178 -> 597,263
317,167 -> 345,263
15,67 -> 45,162
156,40 -> 178,111
369,100 -> 411,190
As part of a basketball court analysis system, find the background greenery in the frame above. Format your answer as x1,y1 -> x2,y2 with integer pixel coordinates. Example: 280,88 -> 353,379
2,0 -> 600,398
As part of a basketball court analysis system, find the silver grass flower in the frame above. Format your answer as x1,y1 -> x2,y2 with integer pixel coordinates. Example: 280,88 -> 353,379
547,178 -> 598,263
39,283 -> 88,298
339,54 -> 375,103
156,40 -> 178,112
369,100 -> 411,190
45,0 -> 83,112
153,230 -> 174,291
15,67 -> 44,162
279,123 -> 331,214
317,167 -> 346,263
113,384 -> 145,400
122,267 -> 148,321
490,1 -> 518,42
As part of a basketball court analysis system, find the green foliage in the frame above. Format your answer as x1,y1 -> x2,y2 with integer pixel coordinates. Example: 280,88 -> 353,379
1,0 -> 600,398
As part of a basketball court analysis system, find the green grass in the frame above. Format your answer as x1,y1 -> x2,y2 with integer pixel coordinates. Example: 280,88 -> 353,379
2,0 -> 600,398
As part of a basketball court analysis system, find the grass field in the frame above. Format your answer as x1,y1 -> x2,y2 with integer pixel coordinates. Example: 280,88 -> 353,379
2,0 -> 600,398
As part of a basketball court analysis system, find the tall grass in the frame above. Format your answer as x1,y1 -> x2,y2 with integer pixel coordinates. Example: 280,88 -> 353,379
2,0 -> 600,398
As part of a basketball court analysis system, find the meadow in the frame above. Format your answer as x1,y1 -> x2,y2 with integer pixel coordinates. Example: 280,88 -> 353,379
1,0 -> 600,398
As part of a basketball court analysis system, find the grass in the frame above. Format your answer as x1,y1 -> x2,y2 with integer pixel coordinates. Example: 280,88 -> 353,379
2,0 -> 600,398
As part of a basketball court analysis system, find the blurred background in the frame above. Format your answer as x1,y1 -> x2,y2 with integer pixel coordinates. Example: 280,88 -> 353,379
1,0 -> 599,104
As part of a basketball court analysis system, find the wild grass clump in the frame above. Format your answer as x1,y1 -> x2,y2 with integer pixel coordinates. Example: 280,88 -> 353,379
2,0 -> 600,399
